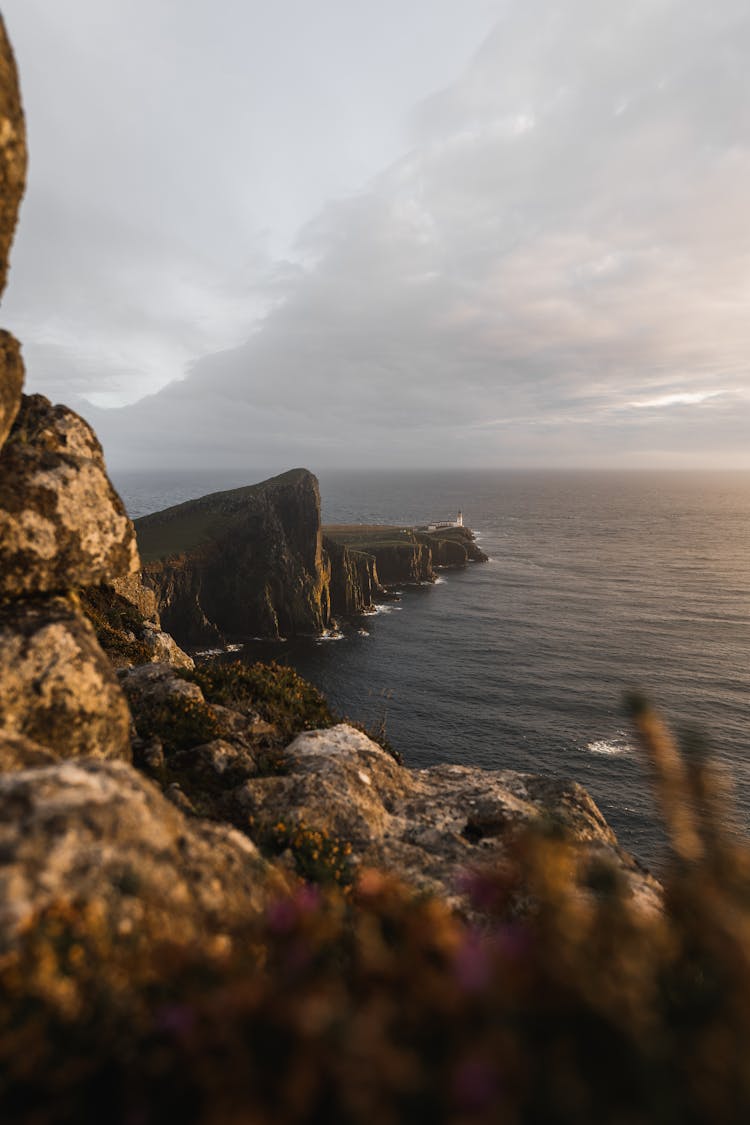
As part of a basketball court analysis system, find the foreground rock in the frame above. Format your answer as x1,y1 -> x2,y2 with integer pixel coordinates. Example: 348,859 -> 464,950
0,16 -> 26,451
0,15 -> 25,303
236,724 -> 662,916
0,730 -> 59,770
0,328 -> 23,452
80,580 -> 194,670
0,759 -> 284,952
0,395 -> 139,596
0,596 -> 132,760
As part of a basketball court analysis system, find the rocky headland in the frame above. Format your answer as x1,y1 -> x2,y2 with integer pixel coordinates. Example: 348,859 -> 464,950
132,473 -> 488,648
324,522 -> 488,585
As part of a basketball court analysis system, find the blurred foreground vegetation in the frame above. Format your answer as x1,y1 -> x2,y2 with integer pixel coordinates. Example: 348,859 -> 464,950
2,700 -> 750,1124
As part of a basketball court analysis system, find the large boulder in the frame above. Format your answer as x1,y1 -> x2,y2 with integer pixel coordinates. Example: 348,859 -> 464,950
0,15 -> 25,301
0,595 -> 132,760
0,759 -> 284,952
236,724 -> 662,916
0,395 -> 140,596
0,328 -> 23,452
0,16 -> 27,451
0,730 -> 59,771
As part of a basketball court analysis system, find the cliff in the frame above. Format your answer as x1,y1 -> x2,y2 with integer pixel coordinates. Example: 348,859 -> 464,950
324,523 -> 488,586
134,481 -> 490,648
323,535 -> 381,617
135,469 -> 331,645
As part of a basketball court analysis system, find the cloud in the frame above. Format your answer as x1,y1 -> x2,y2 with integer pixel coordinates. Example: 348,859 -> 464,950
628,392 -> 727,410
2,0 -> 501,404
9,0 -> 750,469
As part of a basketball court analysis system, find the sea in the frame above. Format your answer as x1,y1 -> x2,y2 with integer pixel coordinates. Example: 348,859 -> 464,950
114,468 -> 750,872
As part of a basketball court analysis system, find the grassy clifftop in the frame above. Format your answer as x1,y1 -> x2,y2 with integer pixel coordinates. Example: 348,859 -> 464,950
135,469 -> 311,564
324,522 -> 488,584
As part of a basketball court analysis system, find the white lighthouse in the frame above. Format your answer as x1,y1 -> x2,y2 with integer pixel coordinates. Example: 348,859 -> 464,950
456,510 -> 463,527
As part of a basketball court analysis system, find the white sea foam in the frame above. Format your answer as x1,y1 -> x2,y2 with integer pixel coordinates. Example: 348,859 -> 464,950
357,628 -> 370,637
317,629 -> 345,643
584,736 -> 634,757
195,643 -> 244,657
434,575 -> 447,585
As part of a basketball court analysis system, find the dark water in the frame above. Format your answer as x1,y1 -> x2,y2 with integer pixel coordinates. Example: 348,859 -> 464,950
115,468 -> 750,870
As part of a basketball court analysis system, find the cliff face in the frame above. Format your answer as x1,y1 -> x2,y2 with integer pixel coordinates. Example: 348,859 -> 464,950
136,490 -> 490,647
323,536 -> 381,617
136,469 -> 331,646
323,524 -> 488,588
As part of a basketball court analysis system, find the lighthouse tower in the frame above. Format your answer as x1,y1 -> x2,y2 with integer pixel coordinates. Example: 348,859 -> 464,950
456,510 -> 463,527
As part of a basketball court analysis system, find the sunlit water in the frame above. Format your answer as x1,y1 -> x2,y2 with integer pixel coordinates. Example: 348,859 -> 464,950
115,468 -> 750,870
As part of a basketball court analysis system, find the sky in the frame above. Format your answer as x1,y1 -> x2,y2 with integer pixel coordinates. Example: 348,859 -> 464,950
2,0 -> 750,471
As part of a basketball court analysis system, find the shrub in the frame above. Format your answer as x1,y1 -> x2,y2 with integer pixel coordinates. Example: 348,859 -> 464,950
180,660 -> 335,741
263,819 -> 354,886
78,587 -> 153,665
128,689 -> 222,755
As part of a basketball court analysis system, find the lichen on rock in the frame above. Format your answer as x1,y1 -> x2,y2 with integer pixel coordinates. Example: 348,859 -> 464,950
0,595 -> 132,761
235,723 -> 662,916
0,15 -> 25,303
0,328 -> 23,452
0,395 -> 140,596
0,14 -> 26,452
0,759 -> 285,953
0,730 -> 59,771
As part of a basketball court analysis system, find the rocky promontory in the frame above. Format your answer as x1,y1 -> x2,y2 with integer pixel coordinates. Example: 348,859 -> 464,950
324,523 -> 488,586
134,474 -> 487,647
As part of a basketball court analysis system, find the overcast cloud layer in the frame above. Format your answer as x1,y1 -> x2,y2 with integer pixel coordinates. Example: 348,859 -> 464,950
3,0 -> 750,470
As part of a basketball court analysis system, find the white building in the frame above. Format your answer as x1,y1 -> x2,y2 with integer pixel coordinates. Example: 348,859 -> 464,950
427,510 -> 463,531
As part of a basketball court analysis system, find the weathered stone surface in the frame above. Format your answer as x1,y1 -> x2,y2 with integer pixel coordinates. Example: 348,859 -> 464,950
141,623 -> 195,669
0,15 -> 26,303
0,395 -> 139,596
0,730 -> 59,771
111,573 -> 160,624
236,724 -> 662,916
171,738 -> 260,789
118,660 -> 205,707
0,759 -> 285,952
0,596 -> 131,760
0,19 -> 26,453
0,329 -> 23,451
80,582 -> 194,670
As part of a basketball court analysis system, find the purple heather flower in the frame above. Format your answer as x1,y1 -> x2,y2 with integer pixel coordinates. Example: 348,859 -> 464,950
453,930 -> 492,993
154,1003 -> 196,1038
452,1057 -> 500,1113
